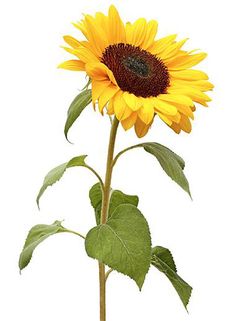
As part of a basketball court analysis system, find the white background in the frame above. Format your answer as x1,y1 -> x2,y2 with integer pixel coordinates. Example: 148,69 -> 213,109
0,0 -> 235,320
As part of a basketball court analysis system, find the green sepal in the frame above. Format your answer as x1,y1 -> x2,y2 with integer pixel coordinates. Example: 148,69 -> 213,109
64,89 -> 92,142
19,221 -> 73,271
81,77 -> 91,91
151,246 -> 192,309
85,204 -> 152,289
36,155 -> 87,208
89,182 -> 139,224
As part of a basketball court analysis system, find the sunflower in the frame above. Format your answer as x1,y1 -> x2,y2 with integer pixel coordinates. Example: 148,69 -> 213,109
59,5 -> 213,137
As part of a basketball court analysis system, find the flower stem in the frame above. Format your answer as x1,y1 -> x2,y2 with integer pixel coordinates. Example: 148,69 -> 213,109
99,117 -> 119,321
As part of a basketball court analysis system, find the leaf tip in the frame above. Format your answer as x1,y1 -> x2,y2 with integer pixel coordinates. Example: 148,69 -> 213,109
184,286 -> 193,311
135,274 -> 146,291
36,194 -> 41,210
138,283 -> 143,291
64,128 -> 74,144
18,257 -> 24,273
188,189 -> 193,200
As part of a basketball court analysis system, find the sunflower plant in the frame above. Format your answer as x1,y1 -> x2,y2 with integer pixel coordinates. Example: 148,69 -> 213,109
19,5 -> 213,321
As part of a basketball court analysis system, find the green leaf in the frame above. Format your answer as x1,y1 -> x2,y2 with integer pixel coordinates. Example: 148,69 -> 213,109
152,246 -> 177,272
85,204 -> 152,289
19,221 -> 65,271
89,183 -> 103,225
151,246 -> 192,309
64,89 -> 92,142
109,190 -> 139,217
89,183 -> 139,224
36,155 -> 87,207
141,142 -> 191,197
81,77 -> 91,91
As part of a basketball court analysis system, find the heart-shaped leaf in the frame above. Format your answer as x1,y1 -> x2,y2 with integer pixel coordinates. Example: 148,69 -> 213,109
85,204 -> 151,289
89,183 -> 139,224
108,190 -> 139,217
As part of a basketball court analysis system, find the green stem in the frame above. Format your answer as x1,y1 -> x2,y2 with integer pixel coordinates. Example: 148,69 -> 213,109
64,229 -> 85,239
112,144 -> 142,168
105,268 -> 113,282
99,117 -> 119,321
85,165 -> 104,191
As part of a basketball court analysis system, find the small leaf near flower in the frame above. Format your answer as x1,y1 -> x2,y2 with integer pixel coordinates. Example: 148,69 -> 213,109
81,77 -> 92,91
89,183 -> 139,224
36,155 -> 87,208
19,221 -> 65,271
141,142 -> 191,197
85,204 -> 152,289
151,246 -> 192,309
64,89 -> 92,142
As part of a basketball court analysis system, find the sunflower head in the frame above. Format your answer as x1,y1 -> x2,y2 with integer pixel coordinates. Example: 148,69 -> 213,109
59,5 -> 213,137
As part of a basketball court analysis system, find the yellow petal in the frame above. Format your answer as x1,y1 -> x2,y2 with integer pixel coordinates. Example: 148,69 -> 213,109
86,62 -> 109,80
135,117 -> 151,138
166,52 -> 207,70
125,22 -> 132,43
108,5 -> 126,43
160,38 -> 188,61
154,98 -> 178,115
158,93 -> 194,107
173,103 -> 194,119
113,91 -> 132,120
170,122 -> 181,134
91,80 -> 111,104
171,79 -> 214,91
170,69 -> 209,81
58,60 -> 85,71
63,46 -> 99,63
107,99 -> 114,115
179,114 -> 192,133
98,85 -> 120,113
61,46 -> 79,58
138,99 -> 154,124
126,18 -> 147,47
84,15 -> 109,57
168,86 -> 212,105
86,62 -> 117,85
73,20 -> 88,39
148,34 -> 177,55
167,112 -> 181,123
62,39 -> 94,53
123,92 -> 141,111
63,35 -> 81,49
141,20 -> 158,49
121,112 -> 138,130
156,112 -> 172,126
95,12 -> 109,38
